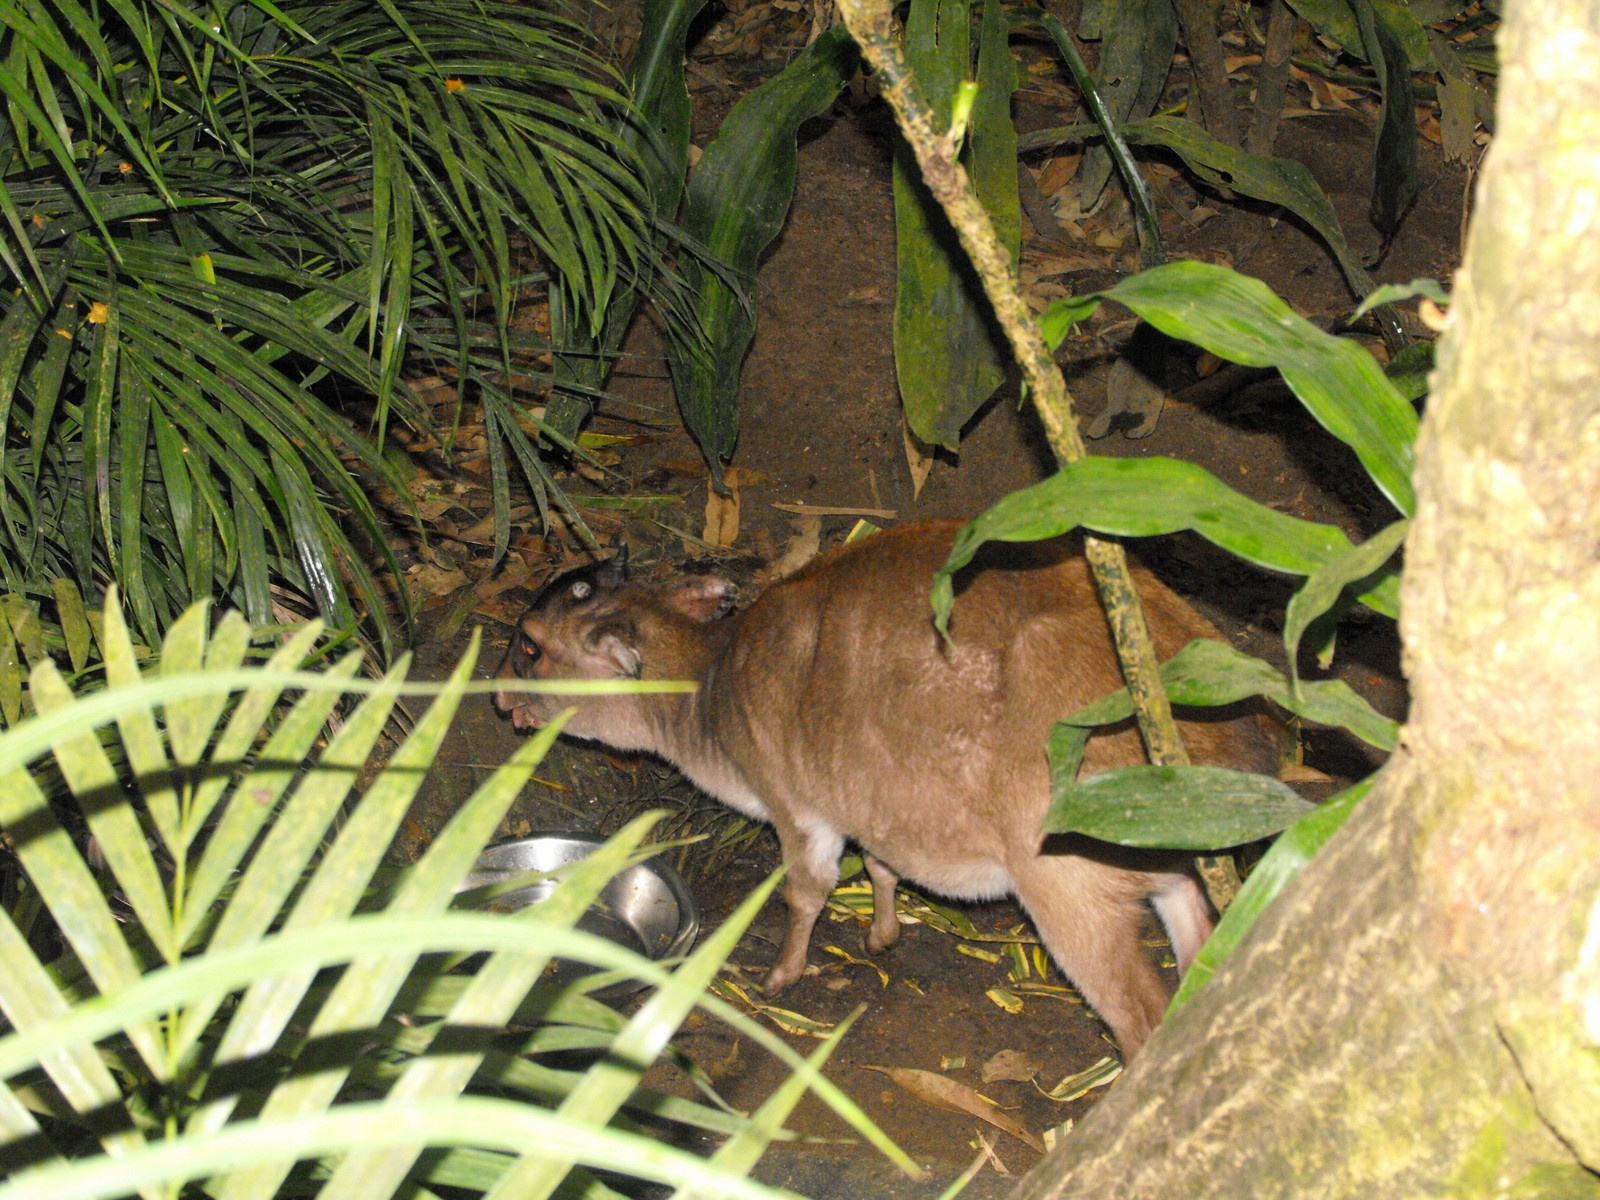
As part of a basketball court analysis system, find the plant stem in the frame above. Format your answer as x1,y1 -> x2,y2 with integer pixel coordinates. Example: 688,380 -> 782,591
834,0 -> 1242,905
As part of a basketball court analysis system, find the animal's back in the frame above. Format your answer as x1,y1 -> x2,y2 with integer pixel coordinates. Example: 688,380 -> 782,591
706,521 -> 1275,884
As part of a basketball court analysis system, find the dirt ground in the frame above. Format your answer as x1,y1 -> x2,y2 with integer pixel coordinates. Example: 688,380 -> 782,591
392,10 -> 1469,1196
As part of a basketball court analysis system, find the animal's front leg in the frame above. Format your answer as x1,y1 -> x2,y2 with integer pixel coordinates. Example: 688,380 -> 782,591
764,817 -> 844,991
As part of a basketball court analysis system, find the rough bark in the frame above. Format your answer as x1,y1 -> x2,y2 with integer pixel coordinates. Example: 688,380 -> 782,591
1012,0 -> 1600,1194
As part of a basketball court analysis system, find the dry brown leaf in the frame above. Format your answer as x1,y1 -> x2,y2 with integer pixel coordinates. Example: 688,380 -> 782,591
1035,152 -> 1081,197
474,556 -> 535,601
704,469 -> 743,547
406,562 -> 470,598
477,596 -> 532,626
902,417 -> 934,501
771,501 -> 896,519
1280,762 -> 1335,784
768,514 -> 822,580
862,1066 -> 1045,1153
412,499 -> 458,522
973,1131 -> 1014,1178
981,1049 -> 1042,1084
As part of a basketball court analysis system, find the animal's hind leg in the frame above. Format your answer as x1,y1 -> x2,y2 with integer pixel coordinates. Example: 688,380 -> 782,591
1011,856 -> 1173,1059
863,854 -> 901,953
1151,870 -> 1215,974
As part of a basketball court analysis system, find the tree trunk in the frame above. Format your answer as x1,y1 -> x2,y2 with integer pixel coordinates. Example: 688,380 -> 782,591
1013,0 -> 1600,1194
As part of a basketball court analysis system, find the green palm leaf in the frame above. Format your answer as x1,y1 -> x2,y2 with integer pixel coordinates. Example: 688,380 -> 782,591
0,595 -> 913,1199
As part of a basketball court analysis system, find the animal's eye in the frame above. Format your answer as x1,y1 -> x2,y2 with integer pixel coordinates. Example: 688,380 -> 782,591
570,580 -> 593,600
520,638 -> 542,661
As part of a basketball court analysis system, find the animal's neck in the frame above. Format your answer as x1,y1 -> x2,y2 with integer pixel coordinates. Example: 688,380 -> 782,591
638,615 -> 761,811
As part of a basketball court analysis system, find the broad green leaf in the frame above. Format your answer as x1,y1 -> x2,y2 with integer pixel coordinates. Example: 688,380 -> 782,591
1355,0 -> 1420,239
1171,775 -> 1372,1009
894,0 -> 1018,451
1019,115 -> 1379,299
667,25 -> 859,478
1355,277 -> 1450,316
933,455 -> 1400,635
1044,764 -> 1315,848
1282,0 -> 1363,56
1072,0 -> 1178,209
1058,637 -> 1401,752
1284,520 -> 1408,692
1103,263 -> 1419,514
547,0 -> 711,440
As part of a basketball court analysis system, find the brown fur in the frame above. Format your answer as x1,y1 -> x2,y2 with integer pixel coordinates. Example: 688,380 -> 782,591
495,520 -> 1278,1057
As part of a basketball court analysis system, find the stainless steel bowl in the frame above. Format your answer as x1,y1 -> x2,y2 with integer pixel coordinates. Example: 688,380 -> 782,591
460,834 -> 699,1001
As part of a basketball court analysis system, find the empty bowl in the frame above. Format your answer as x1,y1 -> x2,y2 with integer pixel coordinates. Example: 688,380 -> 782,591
459,833 -> 699,1001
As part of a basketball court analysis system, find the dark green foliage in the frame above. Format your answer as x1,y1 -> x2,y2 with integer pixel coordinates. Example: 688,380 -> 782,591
0,0 -> 663,654
894,0 -> 1021,451
667,26 -> 861,480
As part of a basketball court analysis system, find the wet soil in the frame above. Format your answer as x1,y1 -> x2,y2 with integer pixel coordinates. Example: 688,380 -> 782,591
393,19 -> 1469,1197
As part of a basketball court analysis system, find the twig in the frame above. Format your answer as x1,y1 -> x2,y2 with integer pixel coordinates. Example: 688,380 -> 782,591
1246,0 -> 1297,156
1172,0 -> 1241,148
833,0 -> 1241,906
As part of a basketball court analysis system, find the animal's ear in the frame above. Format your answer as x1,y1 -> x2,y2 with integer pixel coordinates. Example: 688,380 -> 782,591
594,541 -> 630,590
587,620 -> 642,679
663,576 -> 737,623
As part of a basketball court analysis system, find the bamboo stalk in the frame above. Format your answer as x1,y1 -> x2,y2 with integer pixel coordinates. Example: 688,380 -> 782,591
833,0 -> 1241,904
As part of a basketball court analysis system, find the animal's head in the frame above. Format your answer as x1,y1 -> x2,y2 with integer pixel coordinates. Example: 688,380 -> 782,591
493,546 -> 736,748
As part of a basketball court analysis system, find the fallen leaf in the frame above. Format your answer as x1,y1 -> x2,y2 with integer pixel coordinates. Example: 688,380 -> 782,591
1039,1056 -> 1122,1102
709,976 -> 835,1037
1035,152 -> 1081,197
842,519 -> 882,544
982,1049 -> 1041,1084
768,514 -> 822,580
823,944 -> 889,987
704,468 -> 746,547
1281,762 -> 1335,784
902,417 -> 934,500
862,1066 -> 1045,1153
474,557 -> 535,601
771,501 -> 897,519
986,987 -> 1024,1014
973,1130 -> 1014,1178
406,562 -> 470,597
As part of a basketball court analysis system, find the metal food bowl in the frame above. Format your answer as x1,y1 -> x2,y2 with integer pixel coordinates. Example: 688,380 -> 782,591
459,834 -> 699,1001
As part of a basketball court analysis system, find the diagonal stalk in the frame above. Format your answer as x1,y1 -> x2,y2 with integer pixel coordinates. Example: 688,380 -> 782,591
834,0 -> 1241,903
